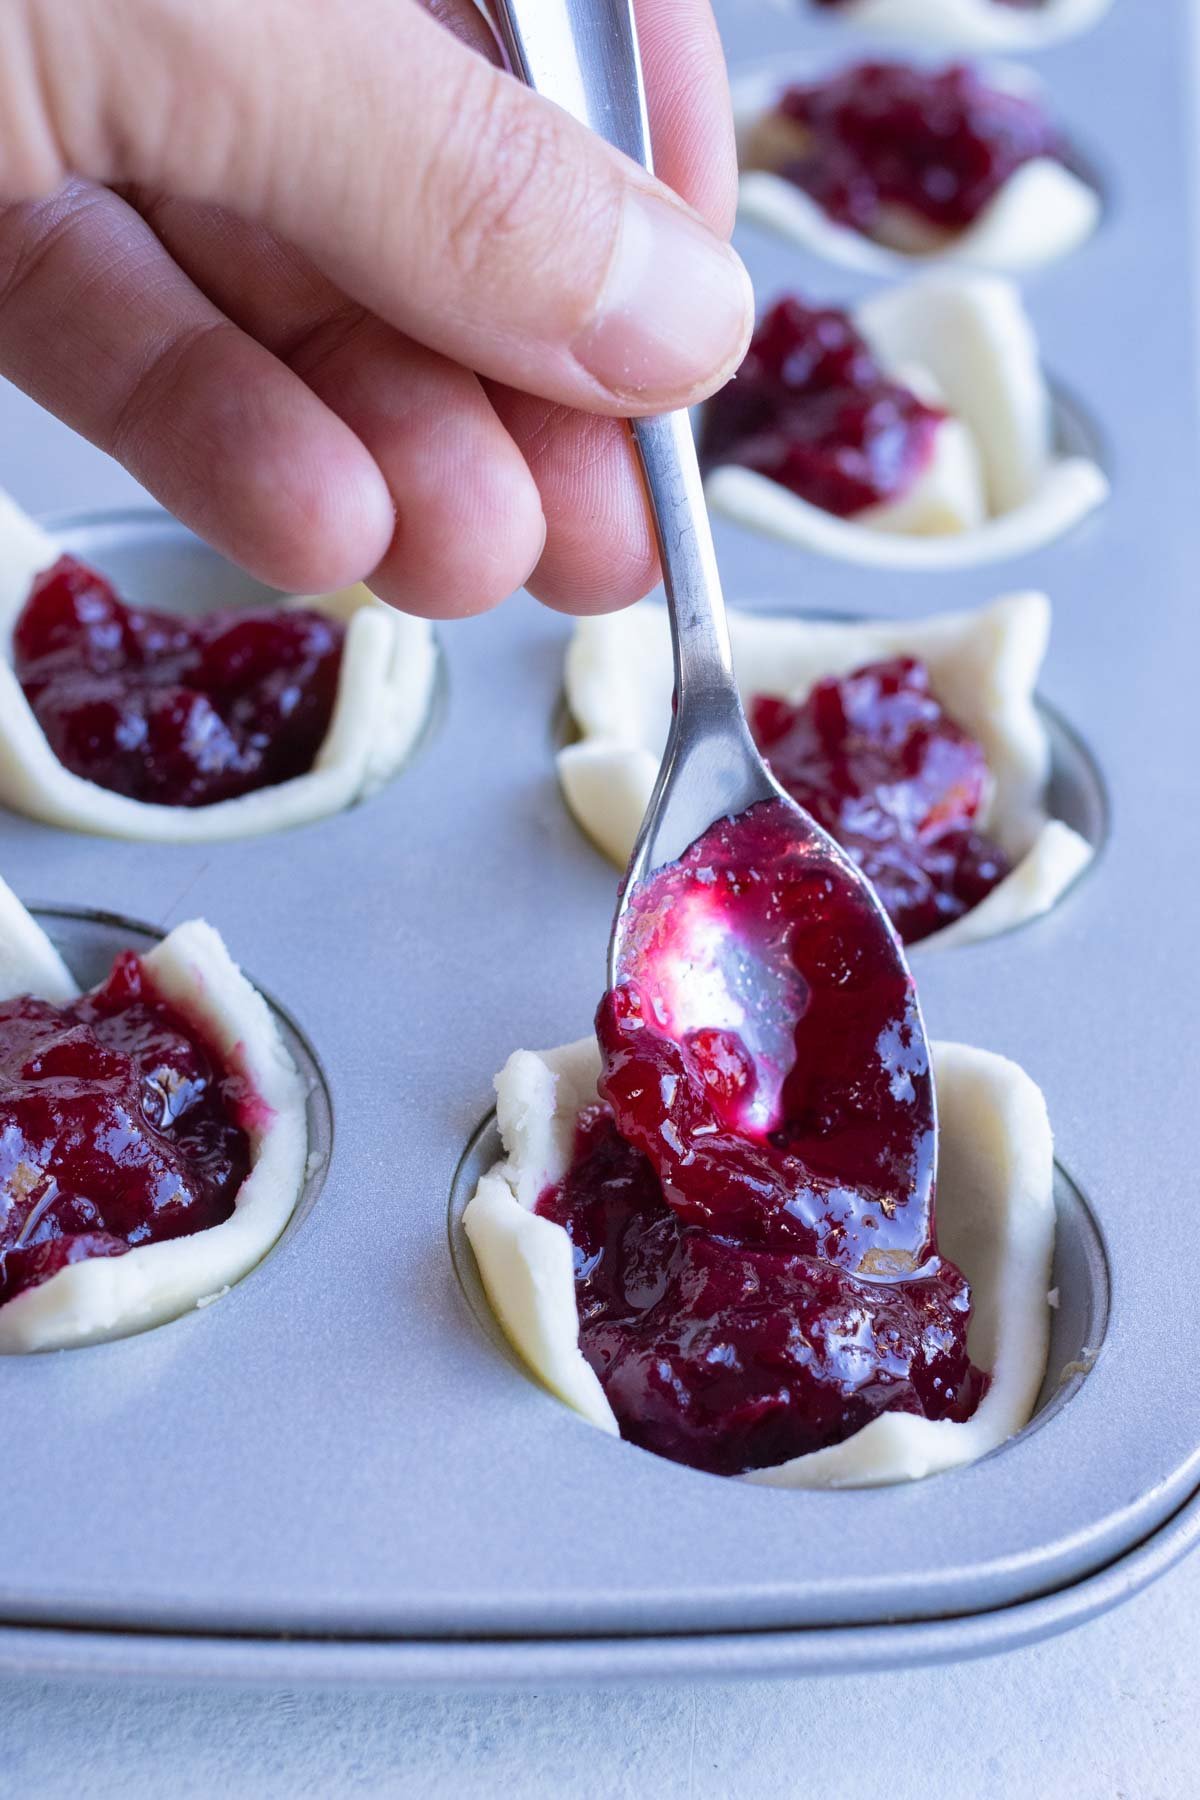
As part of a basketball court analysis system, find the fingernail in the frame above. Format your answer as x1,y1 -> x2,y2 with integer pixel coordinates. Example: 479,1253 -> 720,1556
575,192 -> 754,404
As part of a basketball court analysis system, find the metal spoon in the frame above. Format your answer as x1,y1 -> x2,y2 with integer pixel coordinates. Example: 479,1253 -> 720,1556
494,0 -> 937,1202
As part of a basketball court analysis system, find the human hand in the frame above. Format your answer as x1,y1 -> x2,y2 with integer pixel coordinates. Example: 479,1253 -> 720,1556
0,0 -> 750,617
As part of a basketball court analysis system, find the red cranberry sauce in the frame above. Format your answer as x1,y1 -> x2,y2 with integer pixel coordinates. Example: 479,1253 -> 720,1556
0,951 -> 251,1309
699,298 -> 944,516
752,657 -> 1010,945
14,555 -> 346,807
536,799 -> 984,1477
771,62 -> 1065,236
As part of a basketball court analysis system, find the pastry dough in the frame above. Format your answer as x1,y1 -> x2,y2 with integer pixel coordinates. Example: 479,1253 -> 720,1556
464,1034 -> 1056,1487
558,591 -> 1093,951
734,62 -> 1100,274
811,0 -> 1114,52
0,880 -> 308,1351
704,274 -> 1108,567
0,491 -> 437,840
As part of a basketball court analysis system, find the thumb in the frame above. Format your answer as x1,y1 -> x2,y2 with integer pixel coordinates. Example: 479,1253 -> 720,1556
6,0 -> 753,413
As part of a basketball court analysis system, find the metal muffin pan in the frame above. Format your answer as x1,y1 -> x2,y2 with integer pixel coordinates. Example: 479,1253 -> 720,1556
0,0 -> 1196,1684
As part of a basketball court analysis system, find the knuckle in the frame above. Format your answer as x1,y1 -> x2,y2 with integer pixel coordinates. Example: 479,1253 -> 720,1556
107,320 -> 234,470
0,181 -> 103,316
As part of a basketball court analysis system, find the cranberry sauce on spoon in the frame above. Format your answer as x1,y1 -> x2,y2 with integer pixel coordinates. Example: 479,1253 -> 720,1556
538,799 -> 985,1476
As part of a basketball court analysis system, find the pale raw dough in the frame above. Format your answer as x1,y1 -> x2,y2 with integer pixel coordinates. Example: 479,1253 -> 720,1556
463,1035 -> 1056,1487
0,491 -> 437,840
704,273 -> 1108,568
733,62 -> 1101,274
558,591 -> 1093,952
811,0 -> 1114,52
0,879 -> 308,1352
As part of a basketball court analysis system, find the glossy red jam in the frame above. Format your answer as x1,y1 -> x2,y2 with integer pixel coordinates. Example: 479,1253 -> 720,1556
536,799 -> 984,1477
14,555 -> 345,807
751,657 -> 1010,944
770,62 -> 1066,236
699,298 -> 943,516
0,952 -> 251,1309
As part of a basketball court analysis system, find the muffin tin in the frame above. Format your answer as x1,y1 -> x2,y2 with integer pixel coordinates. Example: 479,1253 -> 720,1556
1,0 -> 1197,1685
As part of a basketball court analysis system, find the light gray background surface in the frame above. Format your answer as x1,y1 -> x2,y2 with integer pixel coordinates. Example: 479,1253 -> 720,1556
1,0 -> 1199,1788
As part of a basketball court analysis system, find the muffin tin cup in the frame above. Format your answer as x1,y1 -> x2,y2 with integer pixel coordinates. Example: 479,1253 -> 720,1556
448,1119 -> 1111,1440
0,0 -> 1195,1682
552,597 -> 1113,946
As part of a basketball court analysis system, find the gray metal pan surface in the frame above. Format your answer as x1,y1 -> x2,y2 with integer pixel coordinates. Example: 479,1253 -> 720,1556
0,0 -> 1193,1679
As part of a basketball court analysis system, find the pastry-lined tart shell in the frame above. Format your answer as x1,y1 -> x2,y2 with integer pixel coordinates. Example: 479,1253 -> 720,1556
0,492 -> 436,841
733,61 -> 1100,275
0,879 -> 307,1352
704,274 -> 1108,568
558,590 -> 1093,952
463,1035 -> 1056,1488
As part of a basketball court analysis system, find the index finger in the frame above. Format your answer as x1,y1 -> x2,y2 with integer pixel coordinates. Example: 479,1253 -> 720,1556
633,0 -> 739,234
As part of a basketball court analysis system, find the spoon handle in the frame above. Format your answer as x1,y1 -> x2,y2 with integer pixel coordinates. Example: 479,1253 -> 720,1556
629,409 -> 737,716
493,0 -> 766,831
495,0 -> 654,169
